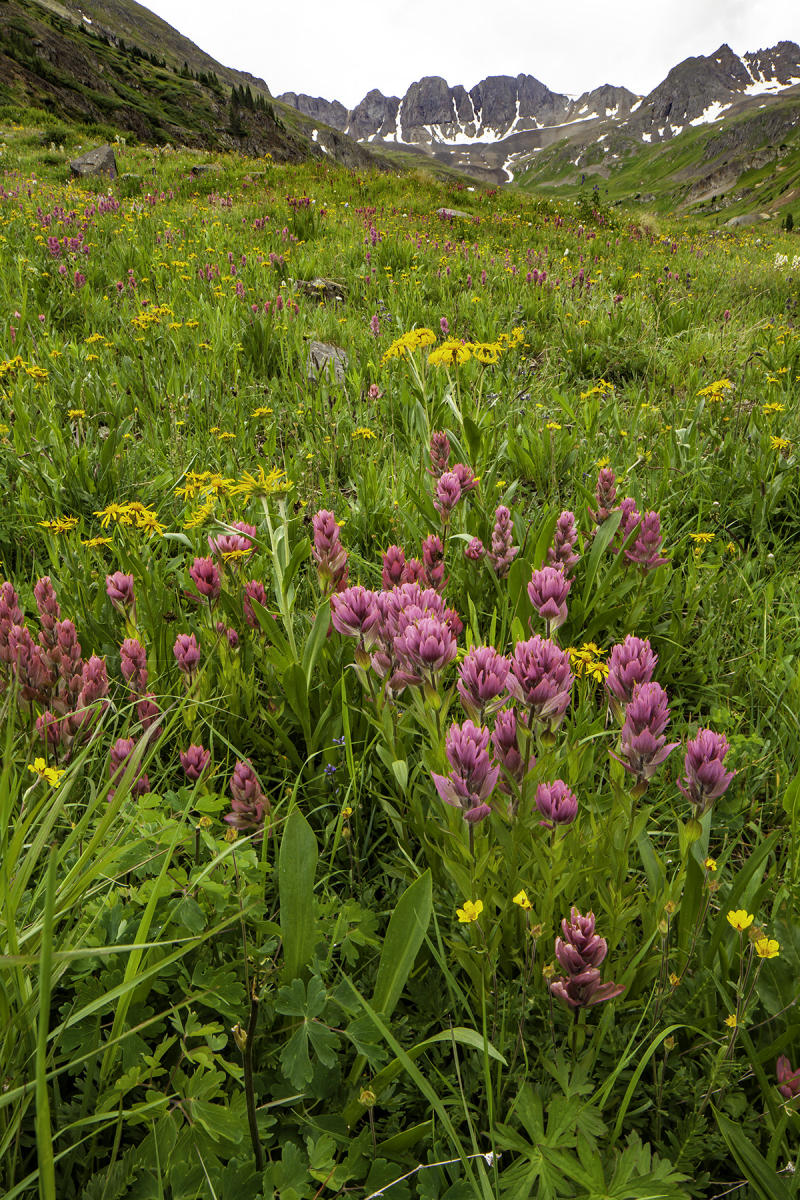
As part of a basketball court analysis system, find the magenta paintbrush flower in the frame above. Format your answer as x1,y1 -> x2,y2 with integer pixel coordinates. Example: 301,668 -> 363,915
547,511 -> 580,577
381,544 -> 407,589
105,571 -> 135,614
181,744 -> 211,782
451,462 -> 478,494
488,506 -> 518,577
173,632 -> 201,677
242,580 -> 268,629
528,565 -> 571,633
492,706 -> 533,798
624,510 -> 668,572
535,780 -> 578,828
464,537 -> 485,562
109,736 -> 150,797
511,635 -> 573,734
312,509 -> 348,594
421,534 -> 446,591
677,728 -> 735,815
226,760 -> 269,831
189,556 -> 221,603
431,719 -> 499,823
120,637 -> 148,693
429,430 -> 451,477
457,645 -> 520,722
588,468 -> 618,526
777,1056 -> 800,1100
612,680 -> 679,788
434,471 -> 462,521
605,634 -> 657,722
549,907 -> 625,1010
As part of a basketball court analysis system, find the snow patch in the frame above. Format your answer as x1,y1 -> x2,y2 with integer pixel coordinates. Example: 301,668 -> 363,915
743,76 -> 800,96
641,132 -> 652,143
630,98 -> 643,113
689,100 -> 731,126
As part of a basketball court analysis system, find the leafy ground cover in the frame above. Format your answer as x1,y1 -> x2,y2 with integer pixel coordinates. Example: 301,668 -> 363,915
1,125 -> 800,1200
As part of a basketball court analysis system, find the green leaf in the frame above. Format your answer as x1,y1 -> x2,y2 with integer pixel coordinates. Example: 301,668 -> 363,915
372,871 -> 433,1019
713,1106 -> 792,1200
279,809 -> 318,981
282,663 -> 312,746
301,599 -> 331,688
280,1024 -> 313,1089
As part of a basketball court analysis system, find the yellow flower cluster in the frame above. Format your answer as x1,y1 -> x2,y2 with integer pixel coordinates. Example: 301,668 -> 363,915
94,501 -> 165,537
726,910 -> 780,958
130,303 -> 174,331
175,470 -> 236,500
352,427 -> 377,440
580,379 -> 615,400
697,378 -> 733,402
231,465 -> 289,500
0,355 -> 49,384
39,515 -> 79,535
567,642 -> 608,682
381,327 -> 437,364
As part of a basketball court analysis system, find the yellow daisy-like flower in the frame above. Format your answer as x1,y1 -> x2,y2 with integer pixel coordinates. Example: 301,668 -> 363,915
27,758 -> 66,788
252,406 -> 273,417
704,857 -> 717,872
727,910 -> 754,933
724,1014 -> 738,1028
513,889 -> 532,911
81,536 -> 113,548
231,465 -> 289,500
754,937 -> 780,959
39,516 -> 78,534
428,340 -> 472,367
68,409 -> 86,419
352,427 -> 377,440
690,532 -> 714,544
545,421 -> 561,431
770,436 -> 791,452
456,899 -> 483,924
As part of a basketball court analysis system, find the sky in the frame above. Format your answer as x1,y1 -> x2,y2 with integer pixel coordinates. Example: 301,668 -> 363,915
140,0 -> 800,108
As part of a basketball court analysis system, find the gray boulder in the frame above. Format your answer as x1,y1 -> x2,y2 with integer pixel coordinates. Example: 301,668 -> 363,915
307,341 -> 349,383
70,145 -> 117,178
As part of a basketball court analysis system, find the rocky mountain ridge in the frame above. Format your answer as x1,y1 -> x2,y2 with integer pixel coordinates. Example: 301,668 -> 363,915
279,41 -> 800,180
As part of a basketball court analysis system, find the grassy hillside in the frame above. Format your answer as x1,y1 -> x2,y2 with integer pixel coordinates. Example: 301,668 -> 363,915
0,0 -> 382,168
0,121 -> 799,1199
515,88 -> 800,226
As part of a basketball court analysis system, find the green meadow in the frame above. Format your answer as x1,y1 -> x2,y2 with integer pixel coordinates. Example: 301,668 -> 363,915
1,124 -> 800,1199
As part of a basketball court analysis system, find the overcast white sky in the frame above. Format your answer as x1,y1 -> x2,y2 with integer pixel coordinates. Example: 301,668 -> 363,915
141,0 -> 800,107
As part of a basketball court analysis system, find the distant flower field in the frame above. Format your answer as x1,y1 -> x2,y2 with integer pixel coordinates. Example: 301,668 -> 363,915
1,129 -> 799,1200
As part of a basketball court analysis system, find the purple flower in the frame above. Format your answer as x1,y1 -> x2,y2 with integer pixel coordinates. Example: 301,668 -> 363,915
547,511 -> 580,576
451,462 -> 478,494
215,621 -> 239,648
370,313 -> 380,337
488,506 -> 518,578
243,579 -> 268,629
34,577 -> 61,642
395,613 -> 457,682
331,586 -> 380,666
180,744 -> 211,782
457,645 -> 519,722
382,545 -> 407,589
528,565 -> 571,633
174,632 -> 201,677
434,471 -> 462,521
312,510 -> 348,594
440,316 -> 449,336
777,1056 -> 800,1100
109,736 -> 150,797
464,537 -> 485,563
431,719 -> 499,823
677,728 -> 735,815
226,760 -> 269,831
491,707 -> 533,797
136,694 -> 161,732
612,681 -> 679,788
549,907 -> 625,1010
208,521 -> 257,559
189,556 -> 221,603
120,638 -> 148,693
606,635 -> 658,715
588,468 -> 618,526
624,511 -> 668,572
511,635 -> 572,733
535,780 -> 578,828
429,430 -> 451,478
421,534 -> 446,591
611,497 -> 641,555
106,572 -> 135,612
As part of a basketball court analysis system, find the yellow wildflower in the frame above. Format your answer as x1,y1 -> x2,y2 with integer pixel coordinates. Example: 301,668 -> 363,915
704,857 -> 717,872
39,515 -> 79,534
754,937 -> 780,959
68,408 -> 86,419
724,1014 -> 738,1028
456,899 -> 484,924
513,890 -> 532,911
727,910 -> 754,933
770,436 -> 790,452
232,466 -> 289,500
428,340 -> 472,367
27,758 -> 66,787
